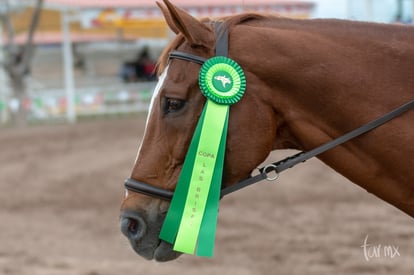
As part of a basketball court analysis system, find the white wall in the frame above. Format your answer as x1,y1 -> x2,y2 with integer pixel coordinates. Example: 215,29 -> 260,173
312,0 -> 414,23
312,0 -> 348,19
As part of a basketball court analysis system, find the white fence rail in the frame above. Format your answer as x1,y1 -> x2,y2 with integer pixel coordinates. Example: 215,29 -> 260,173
0,82 -> 156,123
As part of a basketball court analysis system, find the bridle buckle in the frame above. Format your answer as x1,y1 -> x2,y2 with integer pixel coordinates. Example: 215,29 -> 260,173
263,164 -> 280,181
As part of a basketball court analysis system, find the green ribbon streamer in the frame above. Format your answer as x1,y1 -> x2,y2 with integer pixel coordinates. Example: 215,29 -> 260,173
197,112 -> 227,256
159,100 -> 229,256
159,55 -> 245,257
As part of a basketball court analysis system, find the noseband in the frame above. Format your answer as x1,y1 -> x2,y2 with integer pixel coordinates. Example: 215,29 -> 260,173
125,22 -> 414,201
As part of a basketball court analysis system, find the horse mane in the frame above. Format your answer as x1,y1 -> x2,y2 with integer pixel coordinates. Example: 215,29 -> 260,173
156,13 -> 269,75
156,12 -> 414,76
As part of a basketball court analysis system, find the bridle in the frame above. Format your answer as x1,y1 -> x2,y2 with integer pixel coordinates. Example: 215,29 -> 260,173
125,21 -> 414,201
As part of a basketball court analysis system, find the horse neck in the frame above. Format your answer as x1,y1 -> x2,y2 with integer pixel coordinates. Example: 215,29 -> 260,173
231,18 -> 414,216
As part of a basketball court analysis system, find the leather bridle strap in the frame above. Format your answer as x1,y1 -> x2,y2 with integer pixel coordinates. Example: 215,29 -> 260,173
124,20 -> 414,201
124,22 -> 230,201
125,99 -> 414,201
125,178 -> 174,200
223,99 -> 414,197
168,51 -> 207,65
262,99 -> 414,175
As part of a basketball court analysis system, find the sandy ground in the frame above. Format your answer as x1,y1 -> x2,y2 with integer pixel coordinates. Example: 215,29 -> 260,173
1,115 -> 413,275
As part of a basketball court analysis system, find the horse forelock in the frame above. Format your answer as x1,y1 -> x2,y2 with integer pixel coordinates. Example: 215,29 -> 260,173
156,34 -> 185,76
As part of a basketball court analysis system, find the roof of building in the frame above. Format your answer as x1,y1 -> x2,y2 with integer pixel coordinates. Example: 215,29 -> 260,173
9,32 -> 138,45
3,0 -> 314,44
45,0 -> 314,9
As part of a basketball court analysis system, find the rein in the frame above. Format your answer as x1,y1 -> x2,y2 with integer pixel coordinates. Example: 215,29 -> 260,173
124,23 -> 414,201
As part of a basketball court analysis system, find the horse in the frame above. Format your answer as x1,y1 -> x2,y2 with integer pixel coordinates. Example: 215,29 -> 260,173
120,0 -> 414,262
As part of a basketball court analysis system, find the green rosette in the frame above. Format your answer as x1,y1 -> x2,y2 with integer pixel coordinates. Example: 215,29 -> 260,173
159,55 -> 247,257
199,56 -> 246,105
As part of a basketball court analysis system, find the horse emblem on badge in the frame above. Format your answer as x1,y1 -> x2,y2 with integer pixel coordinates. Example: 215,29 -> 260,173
214,75 -> 232,88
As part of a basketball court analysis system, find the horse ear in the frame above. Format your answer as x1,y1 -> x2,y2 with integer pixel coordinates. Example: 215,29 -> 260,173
156,1 -> 180,34
158,0 -> 214,48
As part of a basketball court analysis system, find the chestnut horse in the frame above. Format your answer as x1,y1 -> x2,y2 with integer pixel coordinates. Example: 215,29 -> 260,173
120,0 -> 414,261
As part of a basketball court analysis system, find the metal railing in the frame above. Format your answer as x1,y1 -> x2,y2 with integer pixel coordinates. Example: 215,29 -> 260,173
0,81 -> 156,123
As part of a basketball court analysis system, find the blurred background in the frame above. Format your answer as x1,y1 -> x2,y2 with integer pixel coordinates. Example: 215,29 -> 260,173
1,1 -> 414,275
1,0 -> 413,127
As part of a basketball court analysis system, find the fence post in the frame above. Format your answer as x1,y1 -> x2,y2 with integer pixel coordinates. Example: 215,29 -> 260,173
0,21 -> 9,124
61,9 -> 76,123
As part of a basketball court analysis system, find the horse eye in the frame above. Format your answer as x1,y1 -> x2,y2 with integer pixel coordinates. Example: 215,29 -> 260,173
162,98 -> 185,114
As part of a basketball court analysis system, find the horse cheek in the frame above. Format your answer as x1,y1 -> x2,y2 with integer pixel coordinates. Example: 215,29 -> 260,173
225,103 -> 276,185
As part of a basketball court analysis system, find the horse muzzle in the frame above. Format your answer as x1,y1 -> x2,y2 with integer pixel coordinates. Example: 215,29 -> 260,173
119,210 -> 182,261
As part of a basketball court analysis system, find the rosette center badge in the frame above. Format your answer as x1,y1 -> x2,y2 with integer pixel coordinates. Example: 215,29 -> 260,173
199,56 -> 246,105
213,72 -> 233,92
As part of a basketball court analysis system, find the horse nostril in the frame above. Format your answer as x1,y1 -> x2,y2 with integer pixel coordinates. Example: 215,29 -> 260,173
128,219 -> 138,234
120,212 -> 147,242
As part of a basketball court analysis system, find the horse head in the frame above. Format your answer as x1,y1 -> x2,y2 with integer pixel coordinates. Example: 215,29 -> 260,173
119,0 -> 279,261
119,0 -> 414,262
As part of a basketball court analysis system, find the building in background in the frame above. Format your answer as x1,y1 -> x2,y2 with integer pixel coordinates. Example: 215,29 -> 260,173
0,0 -> 316,124
313,0 -> 414,23
2,0 -> 414,125
5,0 -> 315,45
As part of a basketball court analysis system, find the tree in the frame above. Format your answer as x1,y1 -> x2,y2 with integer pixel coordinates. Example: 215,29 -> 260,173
0,0 -> 44,126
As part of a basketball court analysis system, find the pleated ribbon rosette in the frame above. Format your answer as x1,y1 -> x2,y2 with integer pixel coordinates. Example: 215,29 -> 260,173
159,56 -> 246,257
